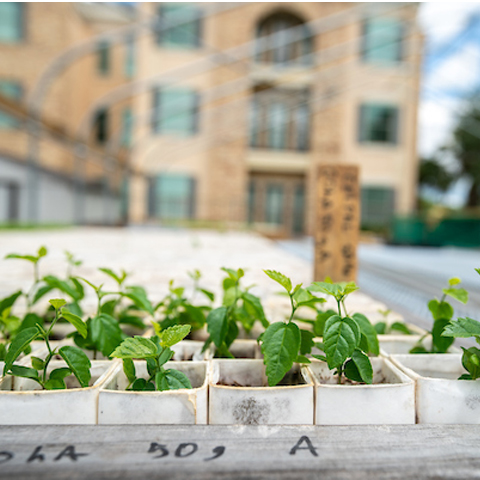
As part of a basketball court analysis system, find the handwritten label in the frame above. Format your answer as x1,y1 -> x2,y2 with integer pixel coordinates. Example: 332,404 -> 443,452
314,165 -> 359,282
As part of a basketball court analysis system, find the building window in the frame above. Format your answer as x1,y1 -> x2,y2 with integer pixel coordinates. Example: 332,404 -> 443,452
250,87 -> 310,151
0,3 -> 23,43
362,18 -> 404,65
361,186 -> 395,227
255,12 -> 313,66
150,174 -> 195,220
265,184 -> 284,225
358,103 -> 399,144
152,87 -> 199,136
97,40 -> 110,75
124,34 -> 135,78
94,109 -> 109,144
156,3 -> 201,49
121,108 -> 133,147
0,80 -> 22,129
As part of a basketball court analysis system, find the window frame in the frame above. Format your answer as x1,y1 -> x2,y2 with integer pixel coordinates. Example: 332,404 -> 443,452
361,17 -> 404,66
152,86 -> 200,136
358,102 -> 400,145
155,3 -> 202,49
0,3 -> 25,44
97,40 -> 110,76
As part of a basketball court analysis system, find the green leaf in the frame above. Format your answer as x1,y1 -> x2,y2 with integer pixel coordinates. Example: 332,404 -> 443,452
295,355 -> 311,364
156,369 -> 192,391
352,313 -> 379,356
111,337 -> 158,359
461,347 -> 480,380
32,285 -> 54,305
49,298 -> 67,310
44,378 -> 66,390
31,356 -> 45,370
312,354 -> 327,362
261,322 -> 301,387
344,359 -> 362,383
390,322 -> 412,335
242,292 -> 267,327
264,270 -> 292,293
99,267 -> 127,285
300,329 -> 315,355
76,276 -> 100,292
58,346 -> 91,388
100,300 -> 117,316
206,307 -> 228,348
351,349 -> 373,383
374,322 -> 386,334
0,343 -> 6,362
130,378 -> 152,391
200,289 -> 214,302
9,365 -> 40,381
49,367 -> 72,381
409,344 -> 429,354
158,325 -> 191,348
61,308 -> 87,339
44,276 -> 80,301
443,287 -> 469,305
38,246 -> 47,258
224,319 -> 239,348
293,287 -> 311,304
18,313 -> 44,333
314,310 -> 336,336
449,277 -> 461,286
90,314 -> 124,357
323,315 -> 360,369
156,346 -> 173,367
432,318 -> 454,353
459,373 -> 474,380
122,358 -> 136,384
428,299 -> 454,321
0,291 -> 22,316
5,253 -> 38,263
308,281 -> 358,301
122,286 -> 154,315
442,317 -> 480,339
4,327 -> 39,375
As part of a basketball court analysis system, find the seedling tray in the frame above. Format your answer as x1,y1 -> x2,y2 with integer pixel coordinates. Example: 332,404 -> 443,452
0,424 -> 479,479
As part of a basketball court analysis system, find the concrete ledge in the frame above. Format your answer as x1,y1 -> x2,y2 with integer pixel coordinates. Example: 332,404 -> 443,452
0,425 -> 479,479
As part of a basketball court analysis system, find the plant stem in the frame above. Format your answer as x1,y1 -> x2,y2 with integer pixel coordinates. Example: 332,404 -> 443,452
42,307 -> 60,386
337,364 -> 343,385
341,298 -> 348,317
287,293 -> 296,323
336,300 -> 342,317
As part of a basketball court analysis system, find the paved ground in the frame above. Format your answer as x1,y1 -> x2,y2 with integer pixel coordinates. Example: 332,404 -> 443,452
279,237 -> 480,331
0,227 -> 386,321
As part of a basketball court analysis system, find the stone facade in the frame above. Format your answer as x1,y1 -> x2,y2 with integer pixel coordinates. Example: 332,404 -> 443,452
0,3 -> 422,234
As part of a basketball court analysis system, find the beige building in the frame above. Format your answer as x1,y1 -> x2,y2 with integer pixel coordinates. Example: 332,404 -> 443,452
0,2 -> 422,235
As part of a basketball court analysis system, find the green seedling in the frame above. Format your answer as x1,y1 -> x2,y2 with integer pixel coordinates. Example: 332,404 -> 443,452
3,298 -> 91,389
98,268 -> 149,331
259,270 -> 326,386
442,316 -> 480,380
111,324 -> 192,391
204,268 -> 268,358
410,277 -> 468,354
307,279 -> 379,385
71,278 -> 125,359
374,309 -> 412,335
441,268 -> 480,380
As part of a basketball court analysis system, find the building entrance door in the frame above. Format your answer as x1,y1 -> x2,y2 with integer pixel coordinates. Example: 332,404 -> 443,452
247,172 -> 305,237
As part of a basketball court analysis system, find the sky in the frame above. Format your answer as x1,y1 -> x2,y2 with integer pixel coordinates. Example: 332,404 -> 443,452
418,2 -> 480,206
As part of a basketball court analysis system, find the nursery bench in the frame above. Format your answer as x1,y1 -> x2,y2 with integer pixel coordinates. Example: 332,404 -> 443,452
0,424 -> 478,479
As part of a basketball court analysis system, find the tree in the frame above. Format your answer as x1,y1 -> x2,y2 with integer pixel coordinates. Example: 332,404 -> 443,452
449,100 -> 480,207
